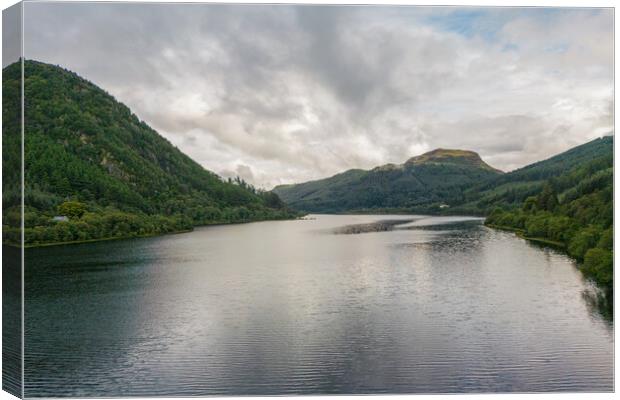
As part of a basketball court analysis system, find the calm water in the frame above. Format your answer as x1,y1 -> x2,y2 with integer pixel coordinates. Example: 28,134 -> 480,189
23,215 -> 613,396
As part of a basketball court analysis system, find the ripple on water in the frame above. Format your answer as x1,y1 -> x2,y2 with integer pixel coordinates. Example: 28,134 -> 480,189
23,215 -> 613,396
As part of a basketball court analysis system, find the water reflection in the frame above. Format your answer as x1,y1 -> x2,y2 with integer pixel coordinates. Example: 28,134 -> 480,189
24,215 -> 613,396
582,286 -> 613,326
3,245 -> 22,397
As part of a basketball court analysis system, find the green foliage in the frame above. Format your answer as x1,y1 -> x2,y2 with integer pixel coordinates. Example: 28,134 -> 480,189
458,136 -> 612,214
568,226 -> 601,261
597,228 -> 613,250
2,60 -> 297,246
57,201 -> 87,218
525,212 -> 550,238
537,184 -> 558,211
522,196 -> 537,212
545,215 -> 576,243
583,248 -> 613,287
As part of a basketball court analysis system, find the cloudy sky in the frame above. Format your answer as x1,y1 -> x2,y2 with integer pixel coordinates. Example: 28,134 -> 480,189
21,3 -> 613,189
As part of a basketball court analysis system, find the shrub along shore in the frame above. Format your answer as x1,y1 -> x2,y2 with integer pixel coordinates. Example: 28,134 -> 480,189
4,200 -> 300,248
485,182 -> 612,292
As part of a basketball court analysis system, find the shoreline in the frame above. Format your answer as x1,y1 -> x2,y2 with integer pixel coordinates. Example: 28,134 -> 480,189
5,215 -> 304,249
485,223 -> 565,249
326,209 -> 486,217
6,217 -> 564,250
7,229 -> 193,249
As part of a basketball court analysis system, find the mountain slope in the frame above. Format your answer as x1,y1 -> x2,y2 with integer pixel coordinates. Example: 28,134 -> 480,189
273,148 -> 503,213
2,60 -> 295,246
456,136 -> 613,214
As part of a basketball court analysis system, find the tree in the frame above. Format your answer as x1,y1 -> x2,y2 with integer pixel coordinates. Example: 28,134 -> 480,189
57,200 -> 88,218
537,184 -> 558,211
568,226 -> 601,261
522,196 -> 538,212
525,213 -> 548,237
597,228 -> 613,250
583,248 -> 613,286
262,191 -> 285,210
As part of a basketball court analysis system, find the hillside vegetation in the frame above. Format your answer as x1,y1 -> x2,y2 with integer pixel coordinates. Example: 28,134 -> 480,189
2,60 -> 296,246
455,136 -> 613,215
273,148 -> 503,213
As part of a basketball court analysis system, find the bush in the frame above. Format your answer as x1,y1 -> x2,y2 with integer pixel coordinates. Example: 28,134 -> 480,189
525,213 -> 549,237
597,228 -> 613,250
568,226 -> 601,261
57,200 -> 88,218
583,248 -> 613,286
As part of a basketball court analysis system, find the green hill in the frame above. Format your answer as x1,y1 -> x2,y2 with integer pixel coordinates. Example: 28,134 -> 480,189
455,136 -> 613,214
2,60 -> 296,246
273,148 -> 503,213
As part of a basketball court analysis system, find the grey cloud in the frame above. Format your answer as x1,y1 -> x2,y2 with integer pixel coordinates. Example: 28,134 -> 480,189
3,3 -> 22,67
22,3 -> 613,189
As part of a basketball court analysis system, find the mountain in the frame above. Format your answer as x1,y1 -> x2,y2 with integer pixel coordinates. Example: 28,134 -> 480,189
406,149 -> 502,173
2,60 -> 296,246
456,136 -> 613,214
273,148 -> 503,213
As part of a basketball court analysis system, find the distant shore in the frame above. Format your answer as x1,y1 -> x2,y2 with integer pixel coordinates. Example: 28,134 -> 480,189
308,208 -> 486,217
6,216 -> 569,249
5,215 -> 305,249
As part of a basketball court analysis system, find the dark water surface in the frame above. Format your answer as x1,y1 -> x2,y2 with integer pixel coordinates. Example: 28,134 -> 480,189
23,215 -> 613,396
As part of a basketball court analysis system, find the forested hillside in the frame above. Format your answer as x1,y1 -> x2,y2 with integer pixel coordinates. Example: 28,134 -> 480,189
2,60 -> 296,246
273,149 -> 503,212
485,140 -> 613,294
454,136 -> 613,215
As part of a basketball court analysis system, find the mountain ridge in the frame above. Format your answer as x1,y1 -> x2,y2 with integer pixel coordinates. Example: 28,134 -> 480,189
273,136 -> 612,214
273,148 -> 503,213
406,148 -> 503,173
275,148 -> 501,190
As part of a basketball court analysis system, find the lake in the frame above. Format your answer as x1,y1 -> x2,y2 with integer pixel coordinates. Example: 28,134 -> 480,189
22,214 -> 613,396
